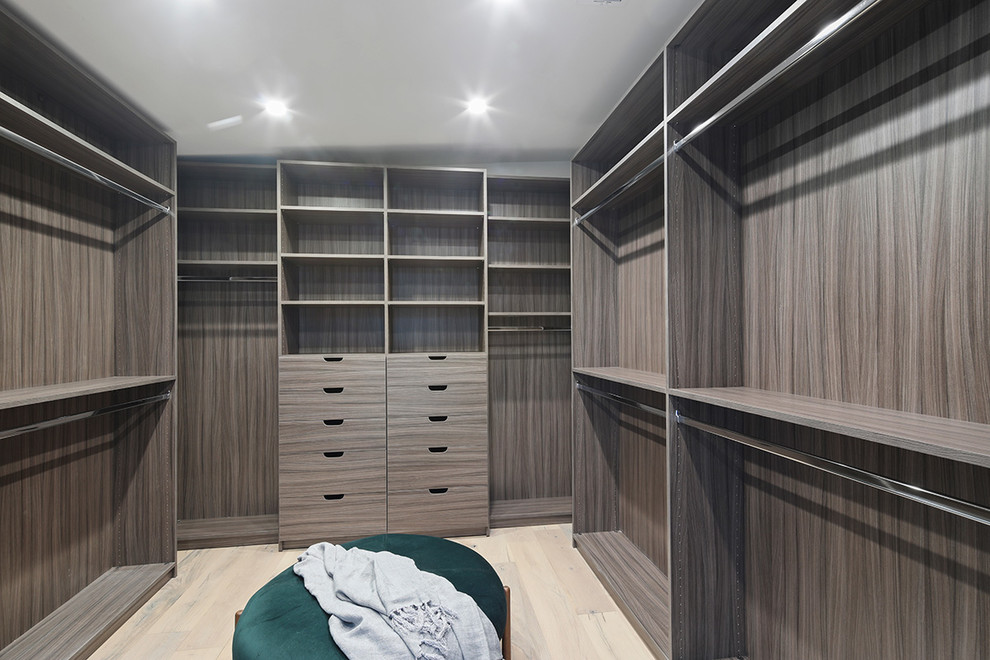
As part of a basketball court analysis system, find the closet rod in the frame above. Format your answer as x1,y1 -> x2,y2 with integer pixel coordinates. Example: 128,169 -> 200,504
0,125 -> 172,215
576,382 -> 667,418
489,326 -> 571,332
573,152 -> 666,227
0,391 -> 172,441
177,276 -> 277,283
674,411 -> 990,528
670,0 -> 882,153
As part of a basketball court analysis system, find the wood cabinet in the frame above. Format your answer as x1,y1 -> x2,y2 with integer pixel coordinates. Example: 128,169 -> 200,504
0,5 -> 176,656
572,0 -> 990,657
276,164 -> 489,547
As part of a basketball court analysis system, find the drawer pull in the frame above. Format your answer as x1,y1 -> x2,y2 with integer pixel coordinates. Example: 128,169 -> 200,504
323,387 -> 344,394
323,451 -> 344,458
428,446 -> 448,453
323,494 -> 345,500
428,416 -> 448,422
427,355 -> 447,361
324,419 -> 344,426
428,385 -> 448,392
324,356 -> 344,362
429,488 -> 449,494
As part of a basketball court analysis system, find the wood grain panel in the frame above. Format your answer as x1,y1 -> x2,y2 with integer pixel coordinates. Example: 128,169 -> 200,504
386,352 -> 487,377
282,305 -> 385,354
386,413 -> 487,450
177,214 -> 276,261
281,260 -> 384,301
279,418 -> 386,449
740,415 -> 990,659
572,385 -> 620,535
388,261 -> 484,302
279,162 -> 384,208
488,496 -> 572,527
388,214 -> 484,257
571,205 -> 618,369
280,209 -> 385,255
487,176 -> 570,219
488,222 -> 570,265
386,168 -> 484,212
488,269 -> 570,314
176,515 -> 278,550
739,0 -> 990,424
386,485 -> 489,537
618,405 -> 668,572
177,283 -> 277,521
279,447 -> 385,493
0,149 -> 116,390
177,162 -> 276,210
388,306 -> 484,353
667,125 -> 743,389
488,332 -> 572,501
387,445 -> 488,490
278,491 -> 386,548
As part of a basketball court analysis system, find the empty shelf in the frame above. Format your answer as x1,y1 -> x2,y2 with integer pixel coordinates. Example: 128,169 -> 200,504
0,376 -> 174,411
573,367 -> 668,393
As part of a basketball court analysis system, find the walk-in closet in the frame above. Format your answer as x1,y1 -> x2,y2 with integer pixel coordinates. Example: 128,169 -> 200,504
1,0 -> 987,657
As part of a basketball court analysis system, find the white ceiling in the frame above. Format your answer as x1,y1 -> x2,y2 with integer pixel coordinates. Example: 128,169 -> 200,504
9,0 -> 700,164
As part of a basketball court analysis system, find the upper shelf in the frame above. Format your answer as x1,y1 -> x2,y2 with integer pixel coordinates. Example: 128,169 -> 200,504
571,123 -> 665,218
488,216 -> 570,225
670,387 -> 990,469
0,376 -> 175,411
0,92 -> 173,200
573,367 -> 668,394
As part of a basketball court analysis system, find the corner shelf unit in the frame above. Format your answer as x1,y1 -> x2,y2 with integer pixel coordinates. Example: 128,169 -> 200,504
0,4 -> 177,654
572,0 -> 990,657
486,175 -> 573,527
175,160 -> 280,550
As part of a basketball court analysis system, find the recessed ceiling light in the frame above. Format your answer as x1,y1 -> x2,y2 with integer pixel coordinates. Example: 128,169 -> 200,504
263,99 -> 290,118
466,98 -> 489,115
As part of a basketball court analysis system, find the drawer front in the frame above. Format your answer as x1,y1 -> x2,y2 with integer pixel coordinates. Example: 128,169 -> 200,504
280,447 -> 385,493
386,353 -> 486,385
387,486 -> 488,537
388,446 -> 488,491
280,358 -> 385,392
385,381 -> 487,417
279,491 -> 386,547
386,413 -> 487,450
280,388 -> 385,421
280,418 -> 386,450
280,353 -> 385,377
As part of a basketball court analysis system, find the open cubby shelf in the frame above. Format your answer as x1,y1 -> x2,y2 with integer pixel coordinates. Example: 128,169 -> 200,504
279,162 -> 384,209
387,167 -> 485,213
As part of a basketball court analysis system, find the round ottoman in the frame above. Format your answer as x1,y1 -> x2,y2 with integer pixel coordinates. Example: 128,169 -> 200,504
232,534 -> 507,659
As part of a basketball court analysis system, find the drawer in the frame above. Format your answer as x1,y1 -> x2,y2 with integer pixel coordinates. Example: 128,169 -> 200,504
386,413 -> 487,450
279,491 -> 386,548
280,389 -> 385,421
387,485 -> 488,537
280,354 -> 385,389
388,445 -> 488,491
280,417 -> 386,450
280,447 -> 385,493
386,353 -> 486,385
385,381 -> 487,417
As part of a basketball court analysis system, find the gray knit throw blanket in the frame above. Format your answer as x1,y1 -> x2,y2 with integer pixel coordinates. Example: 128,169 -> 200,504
294,542 -> 503,660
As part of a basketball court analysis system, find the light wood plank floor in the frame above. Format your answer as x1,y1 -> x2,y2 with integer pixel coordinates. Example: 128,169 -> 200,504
90,524 -> 654,659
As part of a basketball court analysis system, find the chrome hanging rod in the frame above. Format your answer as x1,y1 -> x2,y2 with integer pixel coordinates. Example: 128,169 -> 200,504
576,382 -> 667,418
0,391 -> 172,441
573,152 -> 666,227
674,411 -> 990,528
488,326 -> 572,332
0,125 -> 172,215
575,0 -> 886,228
178,276 -> 277,283
670,0 -> 883,154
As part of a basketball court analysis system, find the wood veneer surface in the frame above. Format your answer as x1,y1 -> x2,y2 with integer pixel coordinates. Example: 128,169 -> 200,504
739,0 -> 990,424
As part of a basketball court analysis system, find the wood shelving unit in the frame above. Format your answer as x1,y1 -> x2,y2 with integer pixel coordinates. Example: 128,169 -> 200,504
569,0 -> 990,657
0,5 -> 177,653
175,159 -> 279,549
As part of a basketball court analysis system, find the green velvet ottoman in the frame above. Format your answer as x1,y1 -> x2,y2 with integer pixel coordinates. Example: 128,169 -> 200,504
232,534 -> 508,659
